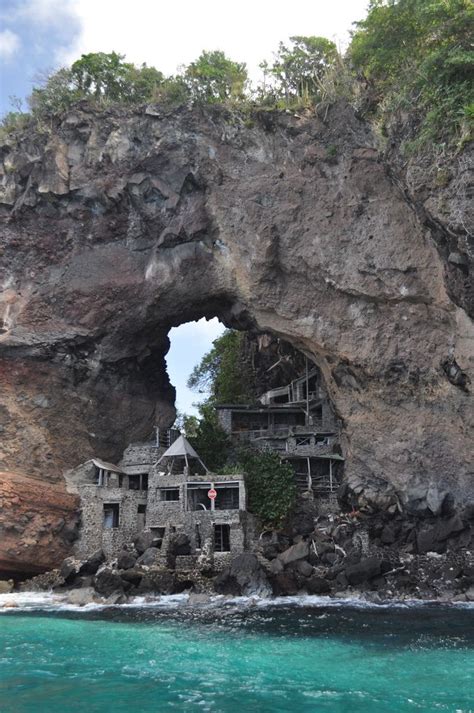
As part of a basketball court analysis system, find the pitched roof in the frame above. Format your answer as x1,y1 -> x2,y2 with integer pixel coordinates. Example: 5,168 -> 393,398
91,458 -> 124,474
160,435 -> 200,459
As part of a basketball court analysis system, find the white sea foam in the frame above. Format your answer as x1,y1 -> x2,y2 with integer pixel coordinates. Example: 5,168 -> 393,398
1,590 -> 473,614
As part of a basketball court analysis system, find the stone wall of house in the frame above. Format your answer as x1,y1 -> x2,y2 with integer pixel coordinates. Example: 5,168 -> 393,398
146,471 -> 246,553
75,485 -> 147,558
120,444 -> 162,467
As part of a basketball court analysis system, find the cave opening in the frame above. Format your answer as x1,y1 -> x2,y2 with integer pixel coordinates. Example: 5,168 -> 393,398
163,314 -> 344,500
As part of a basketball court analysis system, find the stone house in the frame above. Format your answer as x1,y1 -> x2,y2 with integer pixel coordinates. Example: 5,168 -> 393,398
67,432 -> 247,562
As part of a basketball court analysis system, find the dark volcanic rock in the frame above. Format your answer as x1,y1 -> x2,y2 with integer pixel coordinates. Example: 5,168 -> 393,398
344,557 -> 383,585
60,557 -> 80,584
117,550 -> 137,570
0,102 -> 470,578
306,575 -> 331,594
137,547 -> 160,567
214,554 -> 271,597
78,549 -> 105,576
270,571 -> 299,596
136,570 -> 178,595
94,569 -> 124,597
134,532 -> 155,555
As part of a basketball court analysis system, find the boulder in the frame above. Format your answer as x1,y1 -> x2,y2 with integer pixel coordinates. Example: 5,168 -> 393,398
120,568 -> 144,587
136,570 -> 178,595
294,560 -> 313,577
465,586 -> 474,602
291,498 -> 317,536
268,558 -> 284,575
117,550 -> 137,570
94,569 -> 124,597
214,554 -> 271,597
78,549 -> 105,576
0,579 -> 14,594
60,557 -> 81,584
278,541 -> 309,566
134,531 -> 155,555
137,547 -> 160,567
344,557 -> 383,585
270,571 -> 299,596
306,575 -> 331,594
262,543 -> 279,560
66,587 -> 97,606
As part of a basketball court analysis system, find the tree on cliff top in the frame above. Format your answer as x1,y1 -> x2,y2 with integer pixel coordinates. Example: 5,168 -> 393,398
29,52 -> 165,117
264,36 -> 338,102
183,50 -> 248,103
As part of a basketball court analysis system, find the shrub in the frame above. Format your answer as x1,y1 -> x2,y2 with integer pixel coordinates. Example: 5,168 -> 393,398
237,449 -> 296,528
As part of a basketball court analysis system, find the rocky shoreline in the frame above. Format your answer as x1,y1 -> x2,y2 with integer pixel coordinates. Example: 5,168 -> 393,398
5,494 -> 472,607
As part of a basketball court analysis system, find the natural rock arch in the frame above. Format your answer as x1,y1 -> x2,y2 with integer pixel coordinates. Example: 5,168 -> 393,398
0,101 -> 472,521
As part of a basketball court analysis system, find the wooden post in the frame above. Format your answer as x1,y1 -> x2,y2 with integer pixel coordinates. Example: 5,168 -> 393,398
329,460 -> 333,492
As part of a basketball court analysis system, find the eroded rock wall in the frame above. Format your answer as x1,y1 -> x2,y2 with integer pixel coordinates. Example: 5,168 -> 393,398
0,102 -> 472,575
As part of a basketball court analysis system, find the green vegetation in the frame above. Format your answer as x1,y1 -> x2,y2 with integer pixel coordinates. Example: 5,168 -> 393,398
2,2 -> 471,151
187,330 -> 253,406
183,50 -> 247,103
349,0 -> 474,148
182,330 -> 251,471
184,404 -> 231,473
233,449 -> 296,528
262,36 -> 338,104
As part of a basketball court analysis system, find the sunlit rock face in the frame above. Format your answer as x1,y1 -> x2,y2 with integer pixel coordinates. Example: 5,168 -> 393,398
0,471 -> 79,578
0,101 -> 472,574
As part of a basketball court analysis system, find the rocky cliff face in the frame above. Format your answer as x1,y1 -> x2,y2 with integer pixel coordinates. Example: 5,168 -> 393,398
0,101 -> 472,574
0,471 -> 79,577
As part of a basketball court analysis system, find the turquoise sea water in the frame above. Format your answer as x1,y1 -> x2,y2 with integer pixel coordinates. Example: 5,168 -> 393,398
0,600 -> 473,712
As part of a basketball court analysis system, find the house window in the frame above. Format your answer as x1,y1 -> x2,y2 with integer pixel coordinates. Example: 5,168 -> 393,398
160,488 -> 180,502
129,474 -> 149,491
214,524 -> 231,552
214,484 -> 239,510
137,504 -> 146,531
103,503 -> 120,529
186,483 -> 212,511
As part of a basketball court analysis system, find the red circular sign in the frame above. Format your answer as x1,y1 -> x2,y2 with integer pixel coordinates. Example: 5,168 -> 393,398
208,488 -> 217,500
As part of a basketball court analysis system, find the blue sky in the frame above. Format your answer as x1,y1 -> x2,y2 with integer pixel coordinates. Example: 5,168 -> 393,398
0,0 -> 368,413
167,319 -> 224,417
0,0 -> 81,114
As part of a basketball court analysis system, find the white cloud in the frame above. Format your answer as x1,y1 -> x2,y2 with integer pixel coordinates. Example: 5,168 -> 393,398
65,0 -> 368,78
0,30 -> 20,61
169,318 -> 224,346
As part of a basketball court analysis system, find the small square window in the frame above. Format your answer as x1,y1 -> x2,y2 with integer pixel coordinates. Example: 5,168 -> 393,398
160,488 -> 180,502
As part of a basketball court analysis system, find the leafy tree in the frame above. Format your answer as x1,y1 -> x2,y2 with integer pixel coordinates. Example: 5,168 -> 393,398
183,50 -> 248,103
29,67 -> 79,117
187,329 -> 253,405
265,36 -> 338,102
71,52 -> 164,103
186,403 -> 231,472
